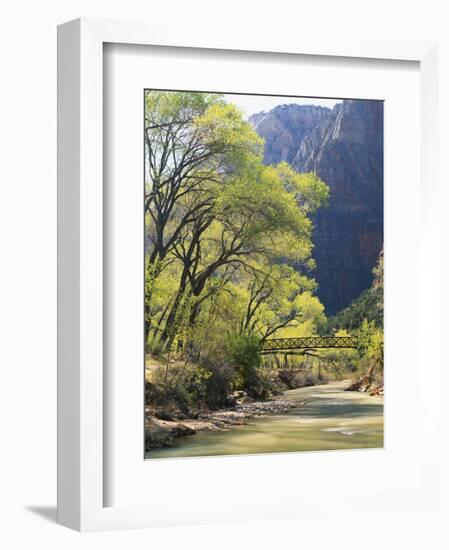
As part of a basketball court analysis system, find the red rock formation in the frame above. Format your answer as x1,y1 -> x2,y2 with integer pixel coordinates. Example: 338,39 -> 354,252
250,100 -> 383,314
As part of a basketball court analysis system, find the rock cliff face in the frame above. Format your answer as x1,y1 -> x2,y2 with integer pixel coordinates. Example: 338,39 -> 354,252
250,100 -> 383,315
251,104 -> 334,166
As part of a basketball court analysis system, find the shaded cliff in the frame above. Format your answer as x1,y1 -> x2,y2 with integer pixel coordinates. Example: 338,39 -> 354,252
329,249 -> 384,330
250,100 -> 384,315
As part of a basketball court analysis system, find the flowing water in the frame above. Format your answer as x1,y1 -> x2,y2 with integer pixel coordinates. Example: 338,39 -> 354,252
145,382 -> 384,459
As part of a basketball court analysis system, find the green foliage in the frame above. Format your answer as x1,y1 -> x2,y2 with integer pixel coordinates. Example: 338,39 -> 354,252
328,250 -> 383,331
225,332 -> 262,393
323,252 -> 384,388
275,162 -> 329,214
146,362 -> 231,416
202,363 -> 235,409
144,91 -> 330,355
315,328 -> 360,378
143,91 -> 335,410
356,320 -> 383,362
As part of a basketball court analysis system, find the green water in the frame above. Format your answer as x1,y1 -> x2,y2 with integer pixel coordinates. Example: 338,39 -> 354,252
145,382 -> 384,459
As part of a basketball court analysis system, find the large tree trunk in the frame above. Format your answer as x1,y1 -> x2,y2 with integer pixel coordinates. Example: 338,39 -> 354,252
187,300 -> 201,329
144,258 -> 164,350
144,311 -> 151,349
158,266 -> 192,351
158,290 -> 185,351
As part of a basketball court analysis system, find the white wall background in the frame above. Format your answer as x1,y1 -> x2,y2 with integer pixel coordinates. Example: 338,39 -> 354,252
0,0 -> 447,548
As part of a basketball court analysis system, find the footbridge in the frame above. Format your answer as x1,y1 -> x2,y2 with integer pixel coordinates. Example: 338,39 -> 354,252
262,336 -> 359,354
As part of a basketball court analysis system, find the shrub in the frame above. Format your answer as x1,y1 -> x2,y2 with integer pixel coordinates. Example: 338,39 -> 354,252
276,368 -> 322,388
146,357 -> 237,415
201,360 -> 234,409
225,332 -> 263,395
145,363 -> 212,417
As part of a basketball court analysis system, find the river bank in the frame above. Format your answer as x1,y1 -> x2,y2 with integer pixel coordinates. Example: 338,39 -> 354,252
145,380 -> 384,455
145,396 -> 300,451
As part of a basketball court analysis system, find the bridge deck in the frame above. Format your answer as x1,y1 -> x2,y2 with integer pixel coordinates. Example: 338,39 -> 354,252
262,336 -> 359,353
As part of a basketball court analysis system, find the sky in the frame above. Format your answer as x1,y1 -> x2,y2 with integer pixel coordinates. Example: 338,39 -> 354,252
223,93 -> 341,119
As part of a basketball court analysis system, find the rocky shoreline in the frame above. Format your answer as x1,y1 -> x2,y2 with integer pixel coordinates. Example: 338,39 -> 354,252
345,375 -> 384,396
145,379 -> 384,452
145,397 -> 300,452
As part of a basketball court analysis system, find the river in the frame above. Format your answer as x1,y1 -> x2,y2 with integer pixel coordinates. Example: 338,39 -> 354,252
145,381 -> 384,459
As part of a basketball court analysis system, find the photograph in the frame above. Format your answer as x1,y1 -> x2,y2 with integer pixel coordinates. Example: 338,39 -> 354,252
144,90 -> 384,459
1,2 -> 442,542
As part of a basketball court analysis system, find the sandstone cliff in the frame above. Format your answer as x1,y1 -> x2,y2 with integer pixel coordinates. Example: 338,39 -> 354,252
250,100 -> 383,315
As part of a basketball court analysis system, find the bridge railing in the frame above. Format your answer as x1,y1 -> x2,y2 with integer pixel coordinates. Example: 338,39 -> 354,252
262,336 -> 359,353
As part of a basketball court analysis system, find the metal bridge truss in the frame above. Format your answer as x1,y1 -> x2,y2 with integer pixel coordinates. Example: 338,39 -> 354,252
262,336 -> 359,354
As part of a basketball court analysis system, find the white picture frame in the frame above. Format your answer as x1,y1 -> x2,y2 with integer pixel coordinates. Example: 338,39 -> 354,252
57,17 -> 439,531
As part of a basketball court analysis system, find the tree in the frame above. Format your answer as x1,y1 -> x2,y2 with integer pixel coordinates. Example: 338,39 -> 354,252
155,164 -> 328,350
144,91 -> 329,354
328,249 -> 384,331
144,91 -> 263,341
144,91 -> 262,266
239,263 -> 320,341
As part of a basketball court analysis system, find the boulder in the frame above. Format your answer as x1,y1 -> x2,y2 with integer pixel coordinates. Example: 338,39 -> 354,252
145,417 -> 196,451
